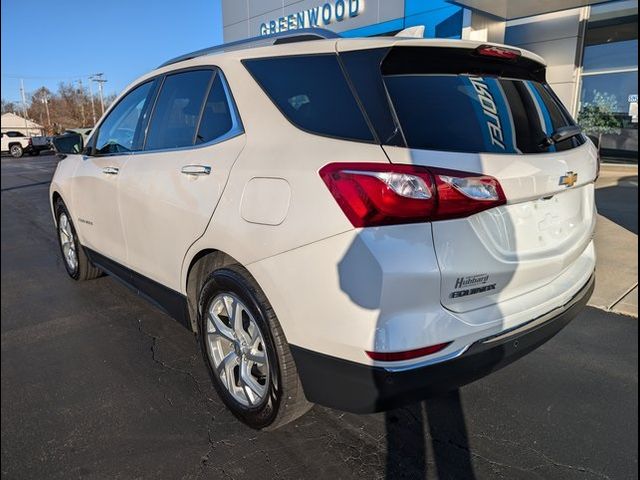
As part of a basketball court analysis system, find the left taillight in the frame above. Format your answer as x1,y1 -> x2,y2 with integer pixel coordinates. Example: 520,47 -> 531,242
319,162 -> 506,228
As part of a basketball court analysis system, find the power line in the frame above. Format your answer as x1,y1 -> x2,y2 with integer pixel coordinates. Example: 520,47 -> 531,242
1,73 -> 94,80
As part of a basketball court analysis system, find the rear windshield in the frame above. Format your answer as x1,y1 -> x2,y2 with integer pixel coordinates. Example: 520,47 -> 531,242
385,74 -> 583,153
244,47 -> 584,154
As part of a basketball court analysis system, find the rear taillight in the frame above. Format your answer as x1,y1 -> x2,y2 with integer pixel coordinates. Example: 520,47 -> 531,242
476,44 -> 521,60
366,342 -> 452,361
319,163 -> 506,227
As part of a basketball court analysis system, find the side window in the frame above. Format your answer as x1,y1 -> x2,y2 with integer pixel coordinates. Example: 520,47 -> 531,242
145,70 -> 213,151
196,72 -> 234,144
94,81 -> 154,155
243,54 -> 375,142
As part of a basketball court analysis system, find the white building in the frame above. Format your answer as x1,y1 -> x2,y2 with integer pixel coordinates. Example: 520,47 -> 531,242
0,112 -> 44,137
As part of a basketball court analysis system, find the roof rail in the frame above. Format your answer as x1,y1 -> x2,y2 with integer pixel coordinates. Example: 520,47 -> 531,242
158,28 -> 341,68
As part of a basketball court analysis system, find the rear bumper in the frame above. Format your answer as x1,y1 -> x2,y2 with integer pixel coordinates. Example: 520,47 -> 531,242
290,273 -> 594,413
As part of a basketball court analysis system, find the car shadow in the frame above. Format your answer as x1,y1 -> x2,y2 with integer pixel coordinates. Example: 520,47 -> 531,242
595,175 -> 638,235
385,391 -> 476,479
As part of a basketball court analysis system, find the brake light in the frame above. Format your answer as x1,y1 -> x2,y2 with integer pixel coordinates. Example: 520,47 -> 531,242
366,342 -> 451,361
319,163 -> 506,227
476,44 -> 521,60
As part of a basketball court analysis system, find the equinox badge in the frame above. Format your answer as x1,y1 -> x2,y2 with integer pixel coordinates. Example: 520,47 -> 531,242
559,171 -> 578,188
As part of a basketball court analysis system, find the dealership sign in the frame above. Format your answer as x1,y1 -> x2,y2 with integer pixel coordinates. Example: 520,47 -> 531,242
259,0 -> 363,36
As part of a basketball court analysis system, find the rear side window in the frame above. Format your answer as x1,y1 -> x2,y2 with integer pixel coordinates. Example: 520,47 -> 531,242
385,74 -> 583,154
243,54 -> 374,142
145,70 -> 213,150
196,73 -> 234,144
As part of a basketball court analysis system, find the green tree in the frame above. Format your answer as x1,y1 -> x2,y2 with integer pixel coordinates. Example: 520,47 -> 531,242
577,91 -> 622,151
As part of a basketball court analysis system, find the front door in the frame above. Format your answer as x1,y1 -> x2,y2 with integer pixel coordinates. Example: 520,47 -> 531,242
72,80 -> 157,265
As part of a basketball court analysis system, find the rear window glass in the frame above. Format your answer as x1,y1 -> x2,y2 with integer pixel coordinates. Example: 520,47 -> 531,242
385,74 -> 583,154
243,54 -> 374,142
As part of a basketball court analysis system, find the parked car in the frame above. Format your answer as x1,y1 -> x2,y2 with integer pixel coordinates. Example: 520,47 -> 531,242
50,29 -> 598,430
29,135 -> 53,155
1,131 -> 34,157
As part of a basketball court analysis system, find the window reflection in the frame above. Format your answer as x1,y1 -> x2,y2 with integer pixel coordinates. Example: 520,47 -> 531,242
579,13 -> 638,161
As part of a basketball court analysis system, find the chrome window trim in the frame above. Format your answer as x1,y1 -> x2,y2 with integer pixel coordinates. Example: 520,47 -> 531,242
86,65 -> 244,159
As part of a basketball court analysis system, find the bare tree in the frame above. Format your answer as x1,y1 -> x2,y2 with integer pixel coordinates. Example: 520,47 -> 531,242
2,79 -> 115,134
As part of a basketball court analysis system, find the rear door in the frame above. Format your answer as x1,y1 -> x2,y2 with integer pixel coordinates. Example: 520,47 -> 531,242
341,44 -> 599,314
117,68 -> 245,292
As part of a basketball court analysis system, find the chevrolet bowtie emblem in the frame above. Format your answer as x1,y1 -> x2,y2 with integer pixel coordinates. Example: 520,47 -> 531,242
559,171 -> 578,188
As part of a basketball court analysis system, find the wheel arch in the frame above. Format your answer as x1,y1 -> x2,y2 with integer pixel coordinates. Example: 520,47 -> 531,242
51,190 -> 64,225
184,248 -> 242,333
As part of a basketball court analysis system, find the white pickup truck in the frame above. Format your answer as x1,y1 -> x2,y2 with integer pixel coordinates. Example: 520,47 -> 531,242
1,131 -> 49,158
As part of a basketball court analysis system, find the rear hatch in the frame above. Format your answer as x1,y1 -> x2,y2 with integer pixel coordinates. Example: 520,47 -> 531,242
339,42 -> 598,314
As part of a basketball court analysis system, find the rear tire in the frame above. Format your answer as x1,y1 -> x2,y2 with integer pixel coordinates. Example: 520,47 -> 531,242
9,144 -> 23,158
198,263 -> 311,430
54,199 -> 102,281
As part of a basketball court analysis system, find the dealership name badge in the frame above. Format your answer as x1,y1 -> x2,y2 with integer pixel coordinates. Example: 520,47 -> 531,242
260,0 -> 363,36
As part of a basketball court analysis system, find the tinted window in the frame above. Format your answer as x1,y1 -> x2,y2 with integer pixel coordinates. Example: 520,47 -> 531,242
7,131 -> 24,137
244,54 -> 374,142
196,73 -> 233,144
95,81 -> 154,155
145,70 -> 212,150
385,75 -> 582,154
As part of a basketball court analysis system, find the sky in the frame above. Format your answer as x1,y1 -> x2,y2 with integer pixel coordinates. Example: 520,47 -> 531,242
1,0 -> 223,103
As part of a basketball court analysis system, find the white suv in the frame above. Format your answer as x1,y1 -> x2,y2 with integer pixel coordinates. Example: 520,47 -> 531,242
51,29 -> 597,430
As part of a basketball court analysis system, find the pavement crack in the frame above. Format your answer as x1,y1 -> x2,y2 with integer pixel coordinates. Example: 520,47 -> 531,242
470,433 -> 612,479
136,319 -> 211,401
195,428 -> 217,480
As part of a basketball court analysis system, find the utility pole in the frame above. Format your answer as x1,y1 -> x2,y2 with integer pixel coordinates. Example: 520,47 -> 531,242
91,73 -> 107,115
77,79 -> 86,126
88,78 -> 97,125
42,93 -> 51,128
20,79 -> 29,135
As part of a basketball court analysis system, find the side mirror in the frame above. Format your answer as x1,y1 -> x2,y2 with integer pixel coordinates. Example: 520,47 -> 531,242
52,132 -> 84,155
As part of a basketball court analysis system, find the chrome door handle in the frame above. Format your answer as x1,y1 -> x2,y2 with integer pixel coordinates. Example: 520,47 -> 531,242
102,166 -> 119,175
181,165 -> 211,176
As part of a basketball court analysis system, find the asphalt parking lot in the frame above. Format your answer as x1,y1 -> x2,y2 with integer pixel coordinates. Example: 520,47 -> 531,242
1,154 -> 638,479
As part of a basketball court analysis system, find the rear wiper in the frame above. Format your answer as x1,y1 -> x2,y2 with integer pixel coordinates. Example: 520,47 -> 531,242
540,125 -> 583,148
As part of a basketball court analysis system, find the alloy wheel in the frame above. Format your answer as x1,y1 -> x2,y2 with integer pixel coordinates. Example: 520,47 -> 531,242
58,213 -> 78,273
205,293 -> 270,407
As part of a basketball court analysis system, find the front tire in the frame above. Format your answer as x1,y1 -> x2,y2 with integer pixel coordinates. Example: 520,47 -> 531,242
54,199 -> 102,281
198,264 -> 311,430
9,144 -> 23,158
